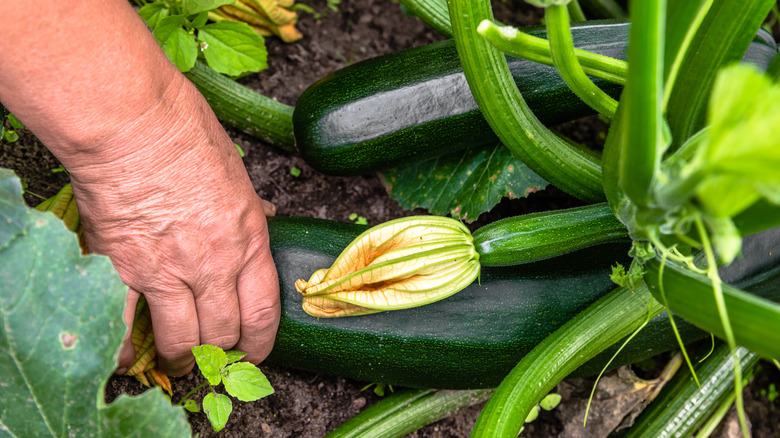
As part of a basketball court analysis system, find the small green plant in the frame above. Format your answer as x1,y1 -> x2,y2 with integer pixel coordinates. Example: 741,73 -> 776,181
360,382 -> 394,397
1,110 -> 23,143
178,345 -> 274,432
135,0 -> 268,76
290,166 -> 301,177
348,212 -> 368,225
519,393 -> 562,435
760,383 -> 778,402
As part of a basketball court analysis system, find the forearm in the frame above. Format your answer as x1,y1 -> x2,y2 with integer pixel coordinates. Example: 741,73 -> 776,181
0,0 -> 200,172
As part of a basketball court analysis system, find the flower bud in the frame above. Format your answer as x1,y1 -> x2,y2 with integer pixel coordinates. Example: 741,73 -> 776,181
296,216 -> 480,317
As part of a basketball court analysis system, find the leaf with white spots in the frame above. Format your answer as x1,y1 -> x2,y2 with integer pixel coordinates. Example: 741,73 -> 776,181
0,169 -> 190,437
0,168 -> 27,248
192,344 -> 228,385
382,144 -> 548,222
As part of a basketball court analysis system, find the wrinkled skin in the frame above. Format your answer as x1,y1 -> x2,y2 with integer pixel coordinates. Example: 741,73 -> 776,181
0,0 -> 280,375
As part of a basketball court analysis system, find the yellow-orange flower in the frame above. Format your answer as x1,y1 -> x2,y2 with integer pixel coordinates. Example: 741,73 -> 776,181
296,216 -> 480,317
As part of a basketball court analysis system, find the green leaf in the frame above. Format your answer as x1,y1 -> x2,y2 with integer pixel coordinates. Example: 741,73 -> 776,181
7,114 -> 23,130
3,129 -> 19,143
138,2 -> 170,29
183,399 -> 201,413
224,349 -> 247,364
0,169 -> 190,436
694,65 -> 780,217
152,14 -> 187,42
101,389 -> 191,436
203,392 -> 232,432
525,404 -> 540,422
190,11 -> 210,28
0,169 -> 27,248
192,344 -> 228,385
383,144 -> 547,222
153,17 -> 199,73
703,65 -> 780,177
181,0 -> 236,16
222,362 -> 274,401
540,393 -> 562,411
198,21 -> 268,76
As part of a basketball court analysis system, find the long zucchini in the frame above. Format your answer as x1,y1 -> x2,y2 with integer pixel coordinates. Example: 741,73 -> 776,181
292,21 -> 629,176
292,22 -> 777,177
264,217 -> 780,389
264,215 -> 631,388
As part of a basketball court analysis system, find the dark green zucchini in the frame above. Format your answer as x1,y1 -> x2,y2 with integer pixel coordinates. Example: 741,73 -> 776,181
264,217 -> 780,389
293,22 -> 777,177
292,21 -> 629,176
473,203 -> 628,266
265,215 -> 631,388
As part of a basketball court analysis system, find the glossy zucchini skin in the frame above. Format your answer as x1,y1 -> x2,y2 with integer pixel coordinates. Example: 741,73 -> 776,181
473,203 -> 629,266
263,217 -> 780,389
264,215 -> 632,389
292,21 -> 629,176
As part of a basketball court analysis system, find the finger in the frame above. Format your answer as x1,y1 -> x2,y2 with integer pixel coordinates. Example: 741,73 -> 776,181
235,244 -> 280,364
143,286 -> 200,376
116,288 -> 141,374
192,275 -> 241,350
260,198 -> 276,217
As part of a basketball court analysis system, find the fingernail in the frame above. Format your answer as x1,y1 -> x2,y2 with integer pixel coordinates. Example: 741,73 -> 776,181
115,367 -> 128,375
261,198 -> 277,216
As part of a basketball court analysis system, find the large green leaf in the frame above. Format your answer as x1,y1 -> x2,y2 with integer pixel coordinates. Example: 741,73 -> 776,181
382,144 -> 547,222
0,169 -> 190,437
198,21 -> 268,77
0,168 -> 27,248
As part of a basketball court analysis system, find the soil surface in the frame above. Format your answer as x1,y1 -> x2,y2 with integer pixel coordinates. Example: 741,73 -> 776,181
2,0 -> 779,437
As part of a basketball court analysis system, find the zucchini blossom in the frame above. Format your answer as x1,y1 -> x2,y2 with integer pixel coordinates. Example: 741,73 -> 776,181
296,216 -> 480,317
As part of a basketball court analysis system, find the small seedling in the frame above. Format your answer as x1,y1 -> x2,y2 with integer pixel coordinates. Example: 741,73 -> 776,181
178,345 -> 274,432
519,393 -> 562,435
290,166 -> 301,177
2,112 -> 23,143
348,212 -> 368,225
760,383 -> 778,402
360,382 -> 393,397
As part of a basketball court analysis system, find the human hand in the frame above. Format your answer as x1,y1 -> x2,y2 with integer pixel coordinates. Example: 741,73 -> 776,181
0,0 -> 280,376
67,81 -> 280,377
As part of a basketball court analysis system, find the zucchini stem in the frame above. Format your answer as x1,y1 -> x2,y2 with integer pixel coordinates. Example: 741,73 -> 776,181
619,0 -> 666,209
583,297 -> 654,426
476,20 -> 627,85
546,5 -> 618,118
450,0 -> 605,203
471,284 -> 665,437
694,214 -> 748,438
567,0 -> 587,22
656,251 -> 702,388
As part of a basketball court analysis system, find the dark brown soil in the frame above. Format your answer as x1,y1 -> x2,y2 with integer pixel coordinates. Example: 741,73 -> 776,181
2,0 -> 779,437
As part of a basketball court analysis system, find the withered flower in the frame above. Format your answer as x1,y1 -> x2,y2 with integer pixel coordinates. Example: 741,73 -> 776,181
296,216 -> 480,317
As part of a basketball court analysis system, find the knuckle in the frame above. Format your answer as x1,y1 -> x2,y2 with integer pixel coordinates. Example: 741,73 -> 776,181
157,336 -> 200,362
200,331 -> 240,350
241,301 -> 281,332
